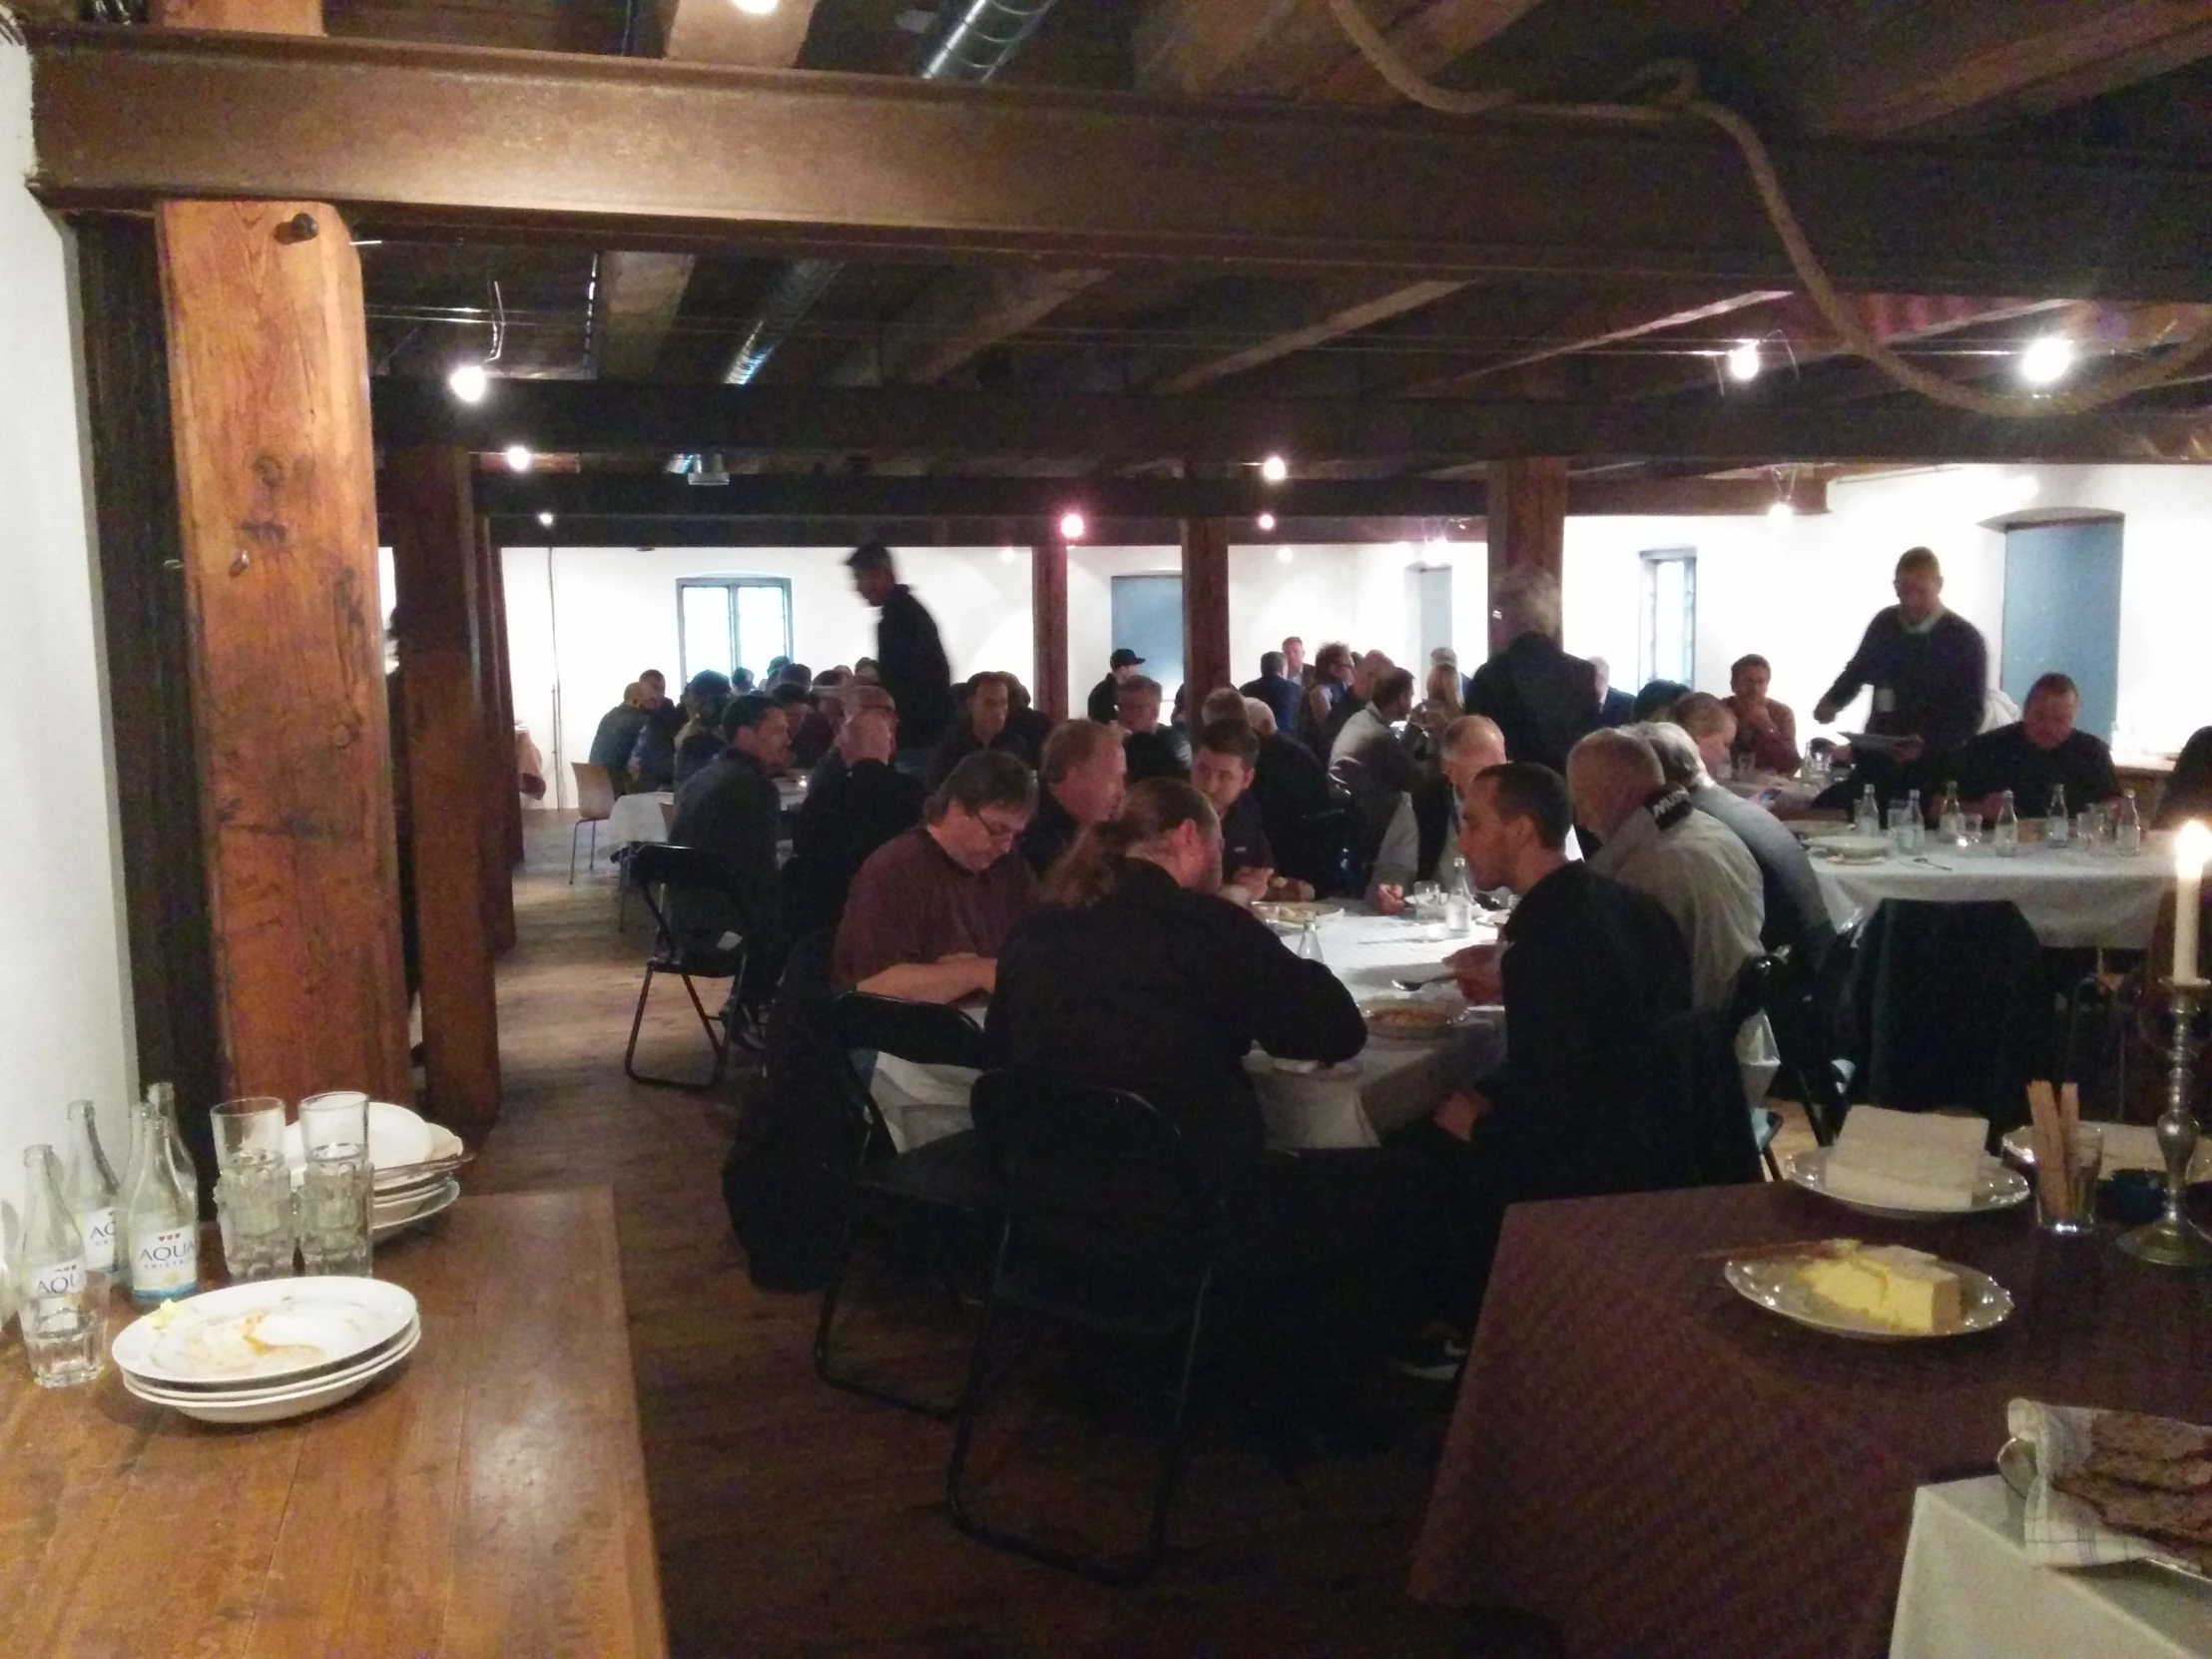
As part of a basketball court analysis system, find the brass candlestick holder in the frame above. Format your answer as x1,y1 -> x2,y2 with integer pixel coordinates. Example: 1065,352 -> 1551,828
2118,979 -> 2210,1268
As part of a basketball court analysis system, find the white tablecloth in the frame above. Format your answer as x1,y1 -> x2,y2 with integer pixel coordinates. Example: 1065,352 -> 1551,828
1813,833 -> 2174,950
1891,1476 -> 2212,1659
606,791 -> 674,848
867,908 -> 1506,1154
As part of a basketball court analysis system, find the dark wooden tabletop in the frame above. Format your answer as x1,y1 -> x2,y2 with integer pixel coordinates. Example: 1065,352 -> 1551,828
0,1187 -> 667,1658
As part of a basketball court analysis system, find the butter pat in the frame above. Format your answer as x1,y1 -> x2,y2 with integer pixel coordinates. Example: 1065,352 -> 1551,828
1795,1241 -> 1964,1333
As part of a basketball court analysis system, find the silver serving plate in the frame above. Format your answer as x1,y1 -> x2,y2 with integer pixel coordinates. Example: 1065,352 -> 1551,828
1786,1146 -> 2029,1221
1998,1435 -> 2212,1588
1723,1252 -> 2012,1342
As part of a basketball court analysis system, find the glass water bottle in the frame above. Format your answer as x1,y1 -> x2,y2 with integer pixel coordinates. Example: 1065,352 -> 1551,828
1993,790 -> 2020,857
2115,789 -> 2143,856
20,1145 -> 107,1387
1936,782 -> 1963,845
123,1088 -> 200,1307
2046,784 -> 2070,847
61,1100 -> 120,1279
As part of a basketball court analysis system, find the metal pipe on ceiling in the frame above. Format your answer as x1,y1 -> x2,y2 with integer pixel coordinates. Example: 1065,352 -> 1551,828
716,0 -> 1059,392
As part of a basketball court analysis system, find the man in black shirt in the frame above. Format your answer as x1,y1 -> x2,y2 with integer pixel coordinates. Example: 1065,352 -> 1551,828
628,667 -> 694,791
1086,648 -> 1144,725
1425,764 -> 1695,1275
845,541 -> 955,758
1018,718 -> 1126,876
1952,671 -> 2120,820
668,695 -> 794,1014
1462,569 -> 1598,775
1115,675 -> 1188,783
1247,698 -> 1338,891
781,707 -> 925,936
925,671 -> 1035,789
1813,547 -> 1987,787
1191,718 -> 1284,895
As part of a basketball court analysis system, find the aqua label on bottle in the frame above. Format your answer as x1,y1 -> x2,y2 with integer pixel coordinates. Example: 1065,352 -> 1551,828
132,1227 -> 199,1299
75,1207 -> 117,1277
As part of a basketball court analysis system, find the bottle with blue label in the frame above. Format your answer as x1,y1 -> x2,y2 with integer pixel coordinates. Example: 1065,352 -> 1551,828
61,1099 -> 119,1280
123,1084 -> 199,1307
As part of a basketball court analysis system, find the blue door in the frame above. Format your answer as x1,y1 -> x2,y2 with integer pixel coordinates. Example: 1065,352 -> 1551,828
2001,520 -> 2121,740
1110,574 -> 1185,702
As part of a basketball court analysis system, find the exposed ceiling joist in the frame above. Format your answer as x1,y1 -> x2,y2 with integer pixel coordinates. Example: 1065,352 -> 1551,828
592,0 -> 824,381
371,378 -> 2212,464
826,265 -> 1109,386
33,29 -> 2212,299
1149,278 -> 1467,392
1780,0 -> 2212,138
1396,286 -> 1791,397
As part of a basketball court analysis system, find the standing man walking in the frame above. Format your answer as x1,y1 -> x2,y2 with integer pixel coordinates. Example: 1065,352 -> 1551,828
845,541 -> 955,772
1812,546 -> 1986,798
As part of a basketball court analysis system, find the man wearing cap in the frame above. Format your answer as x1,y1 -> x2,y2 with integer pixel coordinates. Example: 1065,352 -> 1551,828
1087,648 -> 1145,725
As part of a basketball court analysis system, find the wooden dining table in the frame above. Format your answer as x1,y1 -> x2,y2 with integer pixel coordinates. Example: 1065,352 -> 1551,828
0,1187 -> 667,1658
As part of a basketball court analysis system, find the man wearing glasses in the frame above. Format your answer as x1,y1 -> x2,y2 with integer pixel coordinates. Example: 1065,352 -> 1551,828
832,750 -> 1039,1003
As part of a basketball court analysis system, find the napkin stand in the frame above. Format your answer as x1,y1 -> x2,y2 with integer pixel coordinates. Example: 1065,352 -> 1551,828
2118,979 -> 2210,1268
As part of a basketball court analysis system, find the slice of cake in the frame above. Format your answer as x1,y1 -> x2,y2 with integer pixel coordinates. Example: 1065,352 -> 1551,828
1793,1240 -> 1965,1333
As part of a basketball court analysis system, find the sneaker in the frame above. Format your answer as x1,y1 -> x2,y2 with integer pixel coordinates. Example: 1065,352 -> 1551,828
1388,1322 -> 1469,1382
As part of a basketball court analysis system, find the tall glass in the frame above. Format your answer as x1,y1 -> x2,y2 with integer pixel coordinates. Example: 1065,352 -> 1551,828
296,1092 -> 372,1278
212,1096 -> 294,1283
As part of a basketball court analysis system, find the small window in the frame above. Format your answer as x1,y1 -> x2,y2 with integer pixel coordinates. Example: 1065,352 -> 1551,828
1638,549 -> 1696,689
677,577 -> 794,686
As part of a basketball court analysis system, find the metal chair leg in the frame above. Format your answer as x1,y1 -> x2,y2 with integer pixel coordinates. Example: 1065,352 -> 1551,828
623,966 -> 726,1090
815,1199 -> 972,1420
569,818 -> 585,883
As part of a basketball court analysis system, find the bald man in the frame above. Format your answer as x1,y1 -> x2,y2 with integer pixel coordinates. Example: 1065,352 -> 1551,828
1566,729 -> 1763,1016
1371,715 -> 1508,910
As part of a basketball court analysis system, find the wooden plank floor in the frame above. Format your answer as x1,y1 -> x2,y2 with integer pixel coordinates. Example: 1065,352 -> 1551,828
470,817 -> 1582,1658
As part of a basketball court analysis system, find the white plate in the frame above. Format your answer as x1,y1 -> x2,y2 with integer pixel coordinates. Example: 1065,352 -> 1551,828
124,1325 -> 420,1424
280,1101 -> 435,1179
1252,899 -> 1346,927
113,1278 -> 417,1388
1724,1253 -> 2013,1342
125,1318 -> 419,1403
1360,997 -> 1478,1042
1786,1146 -> 2029,1219
372,1178 -> 459,1241
1807,833 -> 1894,863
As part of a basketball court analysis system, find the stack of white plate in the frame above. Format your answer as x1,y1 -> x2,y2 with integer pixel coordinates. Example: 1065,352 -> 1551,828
112,1278 -> 420,1424
281,1101 -> 465,1241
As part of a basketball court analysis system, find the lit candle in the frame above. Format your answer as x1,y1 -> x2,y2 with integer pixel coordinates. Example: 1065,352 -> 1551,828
2176,820 -> 2211,985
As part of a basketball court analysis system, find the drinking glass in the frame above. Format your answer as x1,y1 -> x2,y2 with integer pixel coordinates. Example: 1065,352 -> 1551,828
212,1096 -> 294,1283
1958,812 -> 1983,847
296,1091 -> 372,1278
21,1265 -> 108,1388
1408,880 -> 1443,923
2033,1125 -> 2103,1237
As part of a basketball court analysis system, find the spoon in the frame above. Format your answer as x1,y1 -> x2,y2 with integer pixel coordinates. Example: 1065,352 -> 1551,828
1391,971 -> 1456,991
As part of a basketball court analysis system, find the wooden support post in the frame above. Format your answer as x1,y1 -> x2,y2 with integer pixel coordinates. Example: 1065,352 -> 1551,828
473,519 -> 517,950
386,447 -> 503,1134
1030,537 -> 1068,723
155,0 -> 413,1108
1180,517 -> 1232,705
1486,457 -> 1568,641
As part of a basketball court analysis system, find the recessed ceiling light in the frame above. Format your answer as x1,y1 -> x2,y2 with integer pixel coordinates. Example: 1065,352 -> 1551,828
537,510 -> 555,528
732,0 -> 780,15
1260,453 -> 1289,483
1058,510 -> 1086,540
1767,499 -> 1795,524
1726,339 -> 1761,383
503,444 -> 533,472
2019,334 -> 2074,387
1257,511 -> 1277,532
447,362 -> 488,402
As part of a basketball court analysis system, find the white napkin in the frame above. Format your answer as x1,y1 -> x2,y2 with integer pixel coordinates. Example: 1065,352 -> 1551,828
1824,1106 -> 1986,1209
2008,1398 -> 2176,1568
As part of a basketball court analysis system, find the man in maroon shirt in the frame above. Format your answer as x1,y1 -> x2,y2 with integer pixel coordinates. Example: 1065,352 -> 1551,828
831,749 -> 1039,1002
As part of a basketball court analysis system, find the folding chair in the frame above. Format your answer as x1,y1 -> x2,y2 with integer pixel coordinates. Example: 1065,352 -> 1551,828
623,842 -> 749,1089
813,993 -> 998,1418
946,1068 -> 1227,1586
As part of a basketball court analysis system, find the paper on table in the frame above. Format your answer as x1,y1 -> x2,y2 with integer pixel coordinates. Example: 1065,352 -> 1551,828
1824,1106 -> 1987,1209
2008,1399 -> 2186,1569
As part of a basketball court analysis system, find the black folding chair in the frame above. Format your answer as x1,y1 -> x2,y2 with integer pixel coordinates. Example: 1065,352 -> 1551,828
946,1068 -> 1226,1586
1728,955 -> 1787,1181
622,842 -> 750,1089
813,993 -> 998,1418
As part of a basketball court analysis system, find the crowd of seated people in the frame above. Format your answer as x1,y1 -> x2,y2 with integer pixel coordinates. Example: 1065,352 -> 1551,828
638,538 -> 2206,1413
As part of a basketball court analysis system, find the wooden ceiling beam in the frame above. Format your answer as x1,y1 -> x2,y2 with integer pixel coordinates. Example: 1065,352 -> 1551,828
1147,278 -> 1468,392
825,264 -> 1109,386
1776,0 -> 2212,139
33,29 -> 2212,299
1393,286 -> 1791,398
370,378 -> 2212,465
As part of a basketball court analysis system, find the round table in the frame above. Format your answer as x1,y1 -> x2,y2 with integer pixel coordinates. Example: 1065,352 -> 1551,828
1810,831 -> 2175,950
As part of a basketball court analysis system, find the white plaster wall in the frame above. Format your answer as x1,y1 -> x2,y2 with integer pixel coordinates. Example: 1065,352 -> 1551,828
0,41 -> 138,1220
499,463 -> 2212,808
